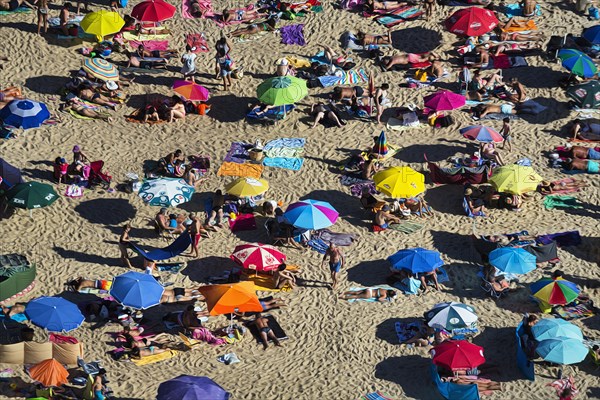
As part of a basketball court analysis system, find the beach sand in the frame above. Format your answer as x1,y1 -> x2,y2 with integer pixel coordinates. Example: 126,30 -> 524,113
1,0 -> 600,398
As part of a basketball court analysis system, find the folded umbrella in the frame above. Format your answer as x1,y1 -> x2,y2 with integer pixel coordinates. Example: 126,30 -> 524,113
489,247 -> 536,275
283,199 -> 338,230
372,131 -> 389,156
26,297 -> 84,332
0,99 -> 50,129
431,340 -> 485,370
536,337 -> 588,365
532,318 -> 583,341
110,271 -> 164,309
425,301 -> 477,331
230,243 -> 286,272
387,248 -> 443,274
157,375 -> 230,400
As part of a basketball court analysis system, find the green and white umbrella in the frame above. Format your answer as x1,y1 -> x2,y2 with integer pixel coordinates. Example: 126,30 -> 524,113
425,301 -> 478,331
138,178 -> 195,207
5,182 -> 58,215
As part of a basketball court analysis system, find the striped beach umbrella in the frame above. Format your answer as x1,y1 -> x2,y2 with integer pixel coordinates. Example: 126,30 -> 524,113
83,58 -> 120,81
0,99 -> 50,129
283,199 -> 338,230
425,301 -> 477,331
558,49 -> 598,78
230,243 -> 286,272
460,125 -> 504,143
172,80 -> 210,101
531,279 -> 580,306
372,131 -> 389,156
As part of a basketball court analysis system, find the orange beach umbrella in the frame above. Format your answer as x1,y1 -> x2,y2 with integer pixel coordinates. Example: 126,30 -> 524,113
198,281 -> 262,316
29,358 -> 69,387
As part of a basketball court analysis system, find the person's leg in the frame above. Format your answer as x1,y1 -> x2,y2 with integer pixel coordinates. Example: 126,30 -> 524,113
312,111 -> 325,128
259,331 -> 269,349
328,111 -> 344,127
494,152 -> 505,166
267,331 -> 281,346
37,14 -> 42,35
331,270 -> 339,289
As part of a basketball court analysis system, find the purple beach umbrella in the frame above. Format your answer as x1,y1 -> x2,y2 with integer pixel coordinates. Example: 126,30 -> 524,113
157,375 -> 230,400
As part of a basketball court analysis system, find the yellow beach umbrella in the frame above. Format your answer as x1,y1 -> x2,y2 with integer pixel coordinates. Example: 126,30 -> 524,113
489,165 -> 542,195
374,166 -> 425,198
81,10 -> 125,41
225,177 -> 269,198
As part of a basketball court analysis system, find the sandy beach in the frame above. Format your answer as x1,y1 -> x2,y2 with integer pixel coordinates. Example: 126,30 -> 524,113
1,0 -> 600,398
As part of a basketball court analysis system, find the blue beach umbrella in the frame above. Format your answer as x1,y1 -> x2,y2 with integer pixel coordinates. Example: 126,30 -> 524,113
0,99 -> 50,129
532,318 -> 583,341
536,337 -> 588,365
157,376 -> 231,400
583,25 -> 600,44
110,271 -> 164,310
0,158 -> 24,191
387,248 -> 444,274
26,296 -> 85,332
558,49 -> 598,78
489,247 -> 536,275
283,199 -> 339,230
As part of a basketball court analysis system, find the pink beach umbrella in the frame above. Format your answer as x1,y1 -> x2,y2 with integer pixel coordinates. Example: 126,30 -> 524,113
230,243 -> 286,272
424,91 -> 466,111
283,199 -> 339,230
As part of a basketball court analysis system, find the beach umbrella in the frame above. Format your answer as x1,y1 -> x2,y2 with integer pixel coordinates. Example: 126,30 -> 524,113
373,166 -> 425,198
110,271 -> 164,309
81,10 -> 125,41
257,76 -> 308,107
445,7 -> 499,36
532,318 -> 584,341
283,199 -> 338,230
198,281 -> 262,316
531,279 -> 580,306
566,80 -> 600,109
387,248 -> 444,274
157,375 -> 230,400
536,337 -> 588,365
425,302 -> 477,331
138,177 -> 195,207
82,58 -> 120,81
0,158 -> 23,191
583,25 -> 600,44
172,80 -> 210,101
26,297 -> 84,332
230,243 -> 286,273
489,165 -> 543,195
489,247 -> 536,275
0,99 -> 50,129
29,359 -> 69,387
558,49 -> 597,78
460,125 -> 504,143
225,177 -> 269,198
131,0 -> 176,22
424,90 -> 466,111
372,131 -> 389,156
431,340 -> 485,371
5,182 -> 58,213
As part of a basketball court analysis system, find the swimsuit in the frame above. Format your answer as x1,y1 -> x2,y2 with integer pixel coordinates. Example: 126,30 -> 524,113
588,148 -> 600,160
94,390 -> 106,400
587,160 -> 599,173
192,233 -> 201,247
329,261 -> 342,273
259,301 -> 267,310
260,326 -> 271,334
500,104 -> 514,114
95,280 -> 112,291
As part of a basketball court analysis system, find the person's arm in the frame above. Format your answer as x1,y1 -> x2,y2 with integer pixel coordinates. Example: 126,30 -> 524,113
321,252 -> 328,268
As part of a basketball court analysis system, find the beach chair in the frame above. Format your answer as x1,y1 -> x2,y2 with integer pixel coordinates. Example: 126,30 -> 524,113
463,197 -> 485,218
480,276 -> 508,299
515,322 -> 535,380
430,363 -> 480,400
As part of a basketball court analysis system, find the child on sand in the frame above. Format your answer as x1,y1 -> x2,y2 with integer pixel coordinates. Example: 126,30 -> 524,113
499,117 -> 512,151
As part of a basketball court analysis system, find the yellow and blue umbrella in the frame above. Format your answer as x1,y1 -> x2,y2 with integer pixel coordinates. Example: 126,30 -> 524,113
83,58 -> 119,81
110,271 -> 164,310
0,99 -> 50,129
283,199 -> 338,230
532,318 -> 583,341
558,48 -> 598,78
374,166 -> 425,199
489,247 -> 536,275
536,337 -> 588,365
81,10 -> 125,41
26,296 -> 84,332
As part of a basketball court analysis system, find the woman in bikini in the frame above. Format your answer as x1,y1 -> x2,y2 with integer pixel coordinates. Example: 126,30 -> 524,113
35,0 -> 49,35
78,87 -> 117,110
357,29 -> 392,47
168,95 -> 186,122
229,17 -> 277,37
119,224 -> 133,268
339,288 -> 397,302
60,98 -> 114,122
383,52 -> 437,70
480,142 -> 506,165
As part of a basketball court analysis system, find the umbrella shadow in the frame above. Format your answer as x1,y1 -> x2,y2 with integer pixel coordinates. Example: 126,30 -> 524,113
180,255 -> 238,283
376,317 -> 422,345
20,160 -> 55,182
347,259 -> 389,287
390,27 -> 442,53
501,66 -> 566,89
560,235 -> 600,266
74,198 -> 137,226
53,246 -> 121,267
176,191 -> 212,214
395,143 -> 466,163
423,185 -> 465,216
375,355 -> 436,399
471,326 -> 523,383
207,94 -> 255,123
430,230 -> 479,263
518,97 -> 571,125
25,75 -> 70,95
0,376 -> 32,398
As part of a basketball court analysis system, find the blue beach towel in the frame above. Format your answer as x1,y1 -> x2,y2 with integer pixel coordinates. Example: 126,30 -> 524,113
307,238 -> 329,254
263,157 -> 304,171
263,138 -> 306,150
129,233 -> 192,261
501,3 -> 541,18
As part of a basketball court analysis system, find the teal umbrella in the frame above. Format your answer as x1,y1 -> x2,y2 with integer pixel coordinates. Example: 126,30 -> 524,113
532,318 -> 583,341
138,178 -> 195,207
536,337 -> 587,365
5,182 -> 58,215
256,77 -> 308,112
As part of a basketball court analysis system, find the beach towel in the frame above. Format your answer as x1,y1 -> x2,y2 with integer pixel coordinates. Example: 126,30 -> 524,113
262,157 -> 305,171
224,142 -> 253,163
0,6 -> 30,14
313,229 -> 357,246
388,221 -> 424,234
386,117 -> 425,131
181,0 -> 214,19
280,24 -> 306,46
246,314 -> 288,343
553,303 -> 595,320
185,33 -> 210,53
49,15 -> 84,27
263,147 -> 304,158
480,113 -> 521,121
359,391 -> 396,400
340,174 -> 370,186
156,262 -> 184,273
56,26 -> 95,40
243,274 -> 292,292
395,321 -> 423,343
537,231 -> 581,247
317,68 -> 369,87
229,213 -> 256,232
307,238 -> 329,254
375,6 -> 423,27
217,162 -> 263,178
189,328 -> 227,345
247,104 -> 295,122
501,3 -> 542,17
122,66 -> 165,75
129,233 -> 192,261
503,19 -> 538,32
345,285 -> 396,303
543,195 -> 583,210
128,40 -> 170,51
263,137 -> 306,150
122,31 -> 170,41
132,349 -> 179,366
350,181 -> 377,197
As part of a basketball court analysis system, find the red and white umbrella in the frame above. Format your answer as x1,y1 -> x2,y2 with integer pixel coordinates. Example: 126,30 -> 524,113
230,243 -> 286,272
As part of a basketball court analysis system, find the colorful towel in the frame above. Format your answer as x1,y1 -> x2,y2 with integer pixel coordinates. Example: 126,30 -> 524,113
395,321 -> 423,343
388,221 -> 424,234
307,238 -> 329,254
359,391 -> 396,400
350,182 -> 376,197
212,4 -> 257,27
264,147 -> 304,158
280,24 -> 306,46
553,303 -> 595,320
262,137 -> 306,171
262,157 -> 304,171
132,350 -> 179,366
0,6 -> 31,15
503,19 -> 537,32
186,33 -> 210,53
122,31 -> 170,41
317,68 -> 369,87
181,0 -> 214,19
156,262 -> 184,273
263,138 -> 306,150
224,142 -> 253,163
217,162 -> 264,178
543,195 -> 583,210
375,6 -> 423,27
346,285 -> 396,303
340,174 -> 370,186
128,40 -> 170,51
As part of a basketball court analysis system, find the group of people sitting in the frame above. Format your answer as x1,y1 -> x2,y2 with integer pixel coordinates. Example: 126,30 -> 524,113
148,149 -> 208,188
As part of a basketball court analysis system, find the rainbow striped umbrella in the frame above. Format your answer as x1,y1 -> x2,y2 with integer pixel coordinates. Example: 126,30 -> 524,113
172,80 -> 209,101
460,125 -> 504,143
83,58 -> 119,81
372,131 -> 389,156
531,279 -> 580,306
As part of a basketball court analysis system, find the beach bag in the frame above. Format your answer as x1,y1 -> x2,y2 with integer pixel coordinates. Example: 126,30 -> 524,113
437,115 -> 454,127
414,70 -> 428,82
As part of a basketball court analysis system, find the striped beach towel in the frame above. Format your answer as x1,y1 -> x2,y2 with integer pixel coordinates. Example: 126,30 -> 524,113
375,6 -> 423,27
359,392 -> 396,400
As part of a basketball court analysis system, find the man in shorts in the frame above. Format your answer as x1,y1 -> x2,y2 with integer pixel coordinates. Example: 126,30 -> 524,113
321,242 -> 345,290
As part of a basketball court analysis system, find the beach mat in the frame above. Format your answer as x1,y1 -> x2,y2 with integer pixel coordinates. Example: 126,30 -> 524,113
217,162 -> 263,178
395,321 -> 423,343
246,314 -> 288,344
122,31 -> 170,41
0,6 -> 31,14
553,303 -> 596,320
243,274 -> 292,292
262,157 -> 304,171
122,66 -> 165,75
375,6 -> 423,27
359,391 -> 396,400
132,349 -> 179,366
129,233 -> 191,261
345,285 -> 396,303
388,221 -> 424,234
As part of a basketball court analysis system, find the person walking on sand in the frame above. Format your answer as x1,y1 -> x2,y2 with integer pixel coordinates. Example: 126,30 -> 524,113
119,224 -> 133,268
499,117 -> 512,152
181,45 -> 197,82
321,242 -> 345,290
186,213 -> 202,258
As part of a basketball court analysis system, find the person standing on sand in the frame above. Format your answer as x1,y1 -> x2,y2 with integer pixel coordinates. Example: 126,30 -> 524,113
186,213 -> 202,258
321,242 -> 345,289
119,224 -> 133,268
35,0 -> 49,35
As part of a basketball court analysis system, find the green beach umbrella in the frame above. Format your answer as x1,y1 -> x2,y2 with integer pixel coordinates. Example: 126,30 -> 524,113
256,76 -> 308,112
5,182 -> 58,215
558,48 -> 598,78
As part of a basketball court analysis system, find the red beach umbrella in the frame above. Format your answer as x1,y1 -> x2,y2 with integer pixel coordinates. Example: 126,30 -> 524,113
445,7 -> 499,37
431,340 -> 485,371
230,243 -> 286,272
131,0 -> 176,22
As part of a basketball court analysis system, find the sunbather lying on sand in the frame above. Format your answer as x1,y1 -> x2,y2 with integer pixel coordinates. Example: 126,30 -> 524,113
0,86 -> 24,107
310,102 -> 346,128
221,7 -> 266,23
570,119 -> 600,140
537,178 -> 587,194
250,313 -> 282,350
357,29 -> 392,46
60,98 -> 113,122
0,0 -> 34,11
78,87 -> 117,110
441,376 -> 502,391
228,18 -> 277,37
0,303 -> 26,318
382,52 -> 438,70
339,287 -> 397,301
562,145 -> 600,160
564,158 -> 600,173
366,0 -> 413,11
135,45 -> 178,59
126,50 -> 167,69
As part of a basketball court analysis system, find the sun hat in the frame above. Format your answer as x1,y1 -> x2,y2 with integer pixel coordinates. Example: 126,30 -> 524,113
73,145 -> 81,153
106,81 -> 118,90
276,58 -> 289,66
